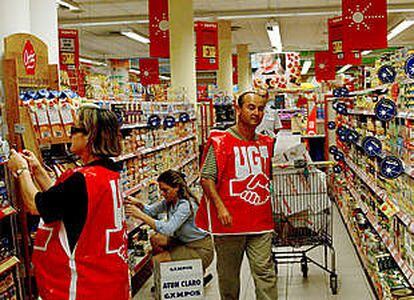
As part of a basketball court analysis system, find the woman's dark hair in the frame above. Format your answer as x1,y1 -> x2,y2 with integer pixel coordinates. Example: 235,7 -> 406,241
157,169 -> 199,210
77,104 -> 122,158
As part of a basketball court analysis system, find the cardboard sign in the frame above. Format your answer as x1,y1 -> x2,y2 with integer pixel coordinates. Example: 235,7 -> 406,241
155,259 -> 204,300
59,29 -> 80,92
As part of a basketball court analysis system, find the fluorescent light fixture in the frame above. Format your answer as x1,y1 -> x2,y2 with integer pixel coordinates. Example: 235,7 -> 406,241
60,20 -> 149,28
266,22 -> 282,52
361,50 -> 373,56
159,75 -> 170,80
120,31 -> 150,44
387,19 -> 414,41
301,61 -> 312,75
338,64 -> 352,74
56,0 -> 80,11
79,57 -> 107,67
129,69 -> 141,75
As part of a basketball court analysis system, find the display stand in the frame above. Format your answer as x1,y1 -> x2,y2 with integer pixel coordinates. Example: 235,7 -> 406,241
2,33 -> 62,299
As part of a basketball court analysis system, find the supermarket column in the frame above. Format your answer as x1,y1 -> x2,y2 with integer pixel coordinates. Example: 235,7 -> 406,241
169,0 -> 197,104
30,0 -> 59,65
0,0 -> 31,80
217,20 -> 233,96
236,44 -> 251,92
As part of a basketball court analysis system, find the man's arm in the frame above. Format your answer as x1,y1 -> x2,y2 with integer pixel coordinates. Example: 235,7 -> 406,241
200,178 -> 232,226
200,145 -> 232,227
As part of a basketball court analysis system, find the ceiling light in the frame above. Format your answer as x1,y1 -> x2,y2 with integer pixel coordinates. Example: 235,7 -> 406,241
387,19 -> 414,41
80,57 -> 107,67
159,75 -> 170,80
301,61 -> 312,75
338,64 -> 352,74
56,0 -> 80,11
129,69 -> 141,75
361,50 -> 373,56
60,20 -> 149,28
266,22 -> 282,52
120,31 -> 150,44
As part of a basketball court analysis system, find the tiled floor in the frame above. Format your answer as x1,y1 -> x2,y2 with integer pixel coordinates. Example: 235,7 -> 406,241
134,207 -> 375,299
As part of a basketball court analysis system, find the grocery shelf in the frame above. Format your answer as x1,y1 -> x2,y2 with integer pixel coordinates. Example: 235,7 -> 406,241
301,134 -> 326,138
0,206 -> 17,221
0,256 -> 19,276
346,186 -> 414,288
131,253 -> 151,277
120,123 -> 148,130
348,108 -> 414,120
127,220 -> 144,235
115,134 -> 196,162
344,157 -> 414,234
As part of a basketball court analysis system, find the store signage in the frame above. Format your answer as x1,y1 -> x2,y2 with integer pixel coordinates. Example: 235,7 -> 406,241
232,54 -> 238,85
139,58 -> 160,86
59,29 -> 80,93
342,0 -> 387,51
23,40 -> 36,75
195,22 -> 219,70
314,51 -> 335,82
149,0 -> 170,58
307,102 -> 317,135
328,17 -> 361,66
155,259 -> 204,300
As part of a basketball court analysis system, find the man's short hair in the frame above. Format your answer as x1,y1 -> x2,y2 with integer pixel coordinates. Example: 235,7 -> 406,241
237,90 -> 268,107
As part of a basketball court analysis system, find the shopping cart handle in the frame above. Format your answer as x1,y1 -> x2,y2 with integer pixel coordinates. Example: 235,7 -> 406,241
272,160 -> 335,169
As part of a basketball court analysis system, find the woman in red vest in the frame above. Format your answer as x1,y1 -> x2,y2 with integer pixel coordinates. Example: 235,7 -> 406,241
8,105 -> 130,300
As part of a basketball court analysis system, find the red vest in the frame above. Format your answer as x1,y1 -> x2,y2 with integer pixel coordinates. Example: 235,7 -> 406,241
32,166 -> 130,300
196,130 -> 275,234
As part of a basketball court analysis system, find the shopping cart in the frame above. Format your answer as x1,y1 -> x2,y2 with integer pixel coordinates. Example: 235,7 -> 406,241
271,160 -> 338,295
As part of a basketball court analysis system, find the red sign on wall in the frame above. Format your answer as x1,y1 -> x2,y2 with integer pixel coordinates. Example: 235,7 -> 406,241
195,22 -> 219,70
23,40 -> 36,75
139,58 -> 160,86
315,51 -> 336,82
59,29 -> 80,92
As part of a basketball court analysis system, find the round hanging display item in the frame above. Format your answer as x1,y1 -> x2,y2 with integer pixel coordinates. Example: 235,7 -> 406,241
339,134 -> 348,143
379,156 -> 404,179
362,136 -> 382,157
147,115 -> 161,129
336,125 -> 348,136
333,88 -> 342,98
340,87 -> 349,97
336,102 -> 348,115
334,151 -> 345,162
332,100 -> 339,110
404,55 -> 414,79
163,116 -> 176,129
377,65 -> 397,84
333,165 -> 342,174
328,121 -> 336,130
329,145 -> 339,155
179,112 -> 190,123
346,129 -> 360,144
374,98 -> 397,122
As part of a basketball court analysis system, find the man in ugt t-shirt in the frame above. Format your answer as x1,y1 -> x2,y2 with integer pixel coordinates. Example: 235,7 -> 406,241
196,91 -> 278,300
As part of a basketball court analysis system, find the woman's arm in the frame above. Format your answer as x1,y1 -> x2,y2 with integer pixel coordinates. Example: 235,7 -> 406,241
16,170 -> 40,215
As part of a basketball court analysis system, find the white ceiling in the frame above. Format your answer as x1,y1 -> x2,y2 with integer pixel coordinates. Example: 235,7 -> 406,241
58,0 -> 414,60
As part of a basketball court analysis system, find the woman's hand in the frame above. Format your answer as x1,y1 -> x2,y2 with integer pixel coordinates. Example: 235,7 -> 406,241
8,150 -> 29,177
125,196 -> 145,210
21,150 -> 42,174
125,204 -> 146,220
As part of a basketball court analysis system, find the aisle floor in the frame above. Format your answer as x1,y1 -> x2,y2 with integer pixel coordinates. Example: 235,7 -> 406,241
134,207 -> 375,300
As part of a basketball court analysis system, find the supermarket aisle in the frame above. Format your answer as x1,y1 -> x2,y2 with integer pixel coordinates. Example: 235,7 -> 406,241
134,207 -> 375,300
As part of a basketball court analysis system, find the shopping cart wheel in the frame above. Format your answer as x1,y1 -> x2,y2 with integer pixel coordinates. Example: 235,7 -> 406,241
330,274 -> 338,295
300,258 -> 308,278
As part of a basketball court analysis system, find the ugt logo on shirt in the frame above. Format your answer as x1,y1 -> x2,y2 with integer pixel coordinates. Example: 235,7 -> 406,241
229,146 -> 270,206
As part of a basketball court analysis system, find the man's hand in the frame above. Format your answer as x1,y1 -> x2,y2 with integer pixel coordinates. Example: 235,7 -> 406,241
217,203 -> 232,227
231,173 -> 270,205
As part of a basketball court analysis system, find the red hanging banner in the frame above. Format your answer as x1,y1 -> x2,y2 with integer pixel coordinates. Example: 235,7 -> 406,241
342,0 -> 387,51
139,58 -> 160,86
328,17 -> 362,66
315,51 -> 336,82
149,0 -> 170,58
232,54 -> 238,85
59,29 -> 81,93
195,22 -> 219,70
